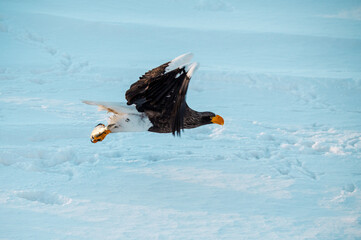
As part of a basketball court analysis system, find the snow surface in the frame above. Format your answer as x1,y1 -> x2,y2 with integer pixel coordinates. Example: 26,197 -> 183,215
1,0 -> 361,239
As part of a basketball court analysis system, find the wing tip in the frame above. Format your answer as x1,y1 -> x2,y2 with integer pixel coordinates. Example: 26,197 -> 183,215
82,100 -> 94,105
185,62 -> 199,78
178,52 -> 194,60
172,52 -> 193,62
166,52 -> 194,73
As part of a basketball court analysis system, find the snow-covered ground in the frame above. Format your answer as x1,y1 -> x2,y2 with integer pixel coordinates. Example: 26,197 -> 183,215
1,1 -> 361,239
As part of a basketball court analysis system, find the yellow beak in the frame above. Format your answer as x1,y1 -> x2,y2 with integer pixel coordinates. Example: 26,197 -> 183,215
211,115 -> 224,125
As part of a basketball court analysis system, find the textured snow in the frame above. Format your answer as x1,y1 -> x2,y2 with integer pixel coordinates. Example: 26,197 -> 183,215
1,0 -> 361,239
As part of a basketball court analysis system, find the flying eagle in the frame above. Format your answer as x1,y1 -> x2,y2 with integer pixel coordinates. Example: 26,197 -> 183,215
84,53 -> 224,143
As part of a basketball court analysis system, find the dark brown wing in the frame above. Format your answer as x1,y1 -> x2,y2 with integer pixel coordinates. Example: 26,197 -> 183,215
125,62 -> 169,105
125,56 -> 198,136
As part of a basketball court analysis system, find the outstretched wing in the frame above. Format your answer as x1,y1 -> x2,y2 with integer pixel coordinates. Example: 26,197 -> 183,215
125,53 -> 193,107
125,53 -> 199,136
82,100 -> 138,115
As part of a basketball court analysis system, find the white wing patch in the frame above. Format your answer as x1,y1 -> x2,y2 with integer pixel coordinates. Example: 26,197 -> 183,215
185,62 -> 199,78
165,53 -> 194,74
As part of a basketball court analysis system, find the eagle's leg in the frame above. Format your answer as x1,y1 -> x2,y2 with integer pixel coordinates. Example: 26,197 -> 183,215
90,123 -> 111,143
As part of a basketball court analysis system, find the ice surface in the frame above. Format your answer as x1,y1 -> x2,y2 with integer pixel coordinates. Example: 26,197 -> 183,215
1,0 -> 361,239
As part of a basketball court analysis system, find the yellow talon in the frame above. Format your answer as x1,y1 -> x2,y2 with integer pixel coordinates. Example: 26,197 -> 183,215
90,124 -> 111,143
